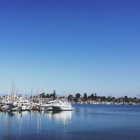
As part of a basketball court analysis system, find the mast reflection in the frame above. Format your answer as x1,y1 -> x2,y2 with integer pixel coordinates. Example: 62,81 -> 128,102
7,112 -> 13,135
1,110 -> 73,137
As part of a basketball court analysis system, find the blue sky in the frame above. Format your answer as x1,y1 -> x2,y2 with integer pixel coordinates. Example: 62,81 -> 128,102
0,0 -> 140,98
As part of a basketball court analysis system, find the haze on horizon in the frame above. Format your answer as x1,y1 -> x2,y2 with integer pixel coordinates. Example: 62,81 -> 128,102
0,0 -> 140,98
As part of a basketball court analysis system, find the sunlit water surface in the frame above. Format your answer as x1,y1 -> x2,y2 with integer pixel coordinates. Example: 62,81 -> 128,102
0,104 -> 140,140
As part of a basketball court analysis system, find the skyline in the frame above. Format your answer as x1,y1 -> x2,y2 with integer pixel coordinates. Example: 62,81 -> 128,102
0,0 -> 140,97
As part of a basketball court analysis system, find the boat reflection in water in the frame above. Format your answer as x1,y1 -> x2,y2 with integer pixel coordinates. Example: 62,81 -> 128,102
0,110 -> 73,139
7,111 -> 31,135
45,110 -> 73,124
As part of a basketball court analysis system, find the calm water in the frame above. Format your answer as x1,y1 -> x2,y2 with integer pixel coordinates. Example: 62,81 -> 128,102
0,104 -> 140,140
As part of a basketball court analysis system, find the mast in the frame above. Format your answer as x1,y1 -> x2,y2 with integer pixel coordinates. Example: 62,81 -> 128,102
10,79 -> 15,102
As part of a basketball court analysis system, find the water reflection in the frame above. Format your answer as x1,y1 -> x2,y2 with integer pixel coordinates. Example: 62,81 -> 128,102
1,105 -> 140,140
7,112 -> 13,135
41,111 -> 72,124
7,111 -> 27,135
36,111 -> 44,132
45,111 -> 73,133
48,111 -> 72,124
0,110 -> 73,137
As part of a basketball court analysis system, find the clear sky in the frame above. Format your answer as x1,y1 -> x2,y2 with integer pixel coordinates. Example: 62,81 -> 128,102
0,0 -> 140,98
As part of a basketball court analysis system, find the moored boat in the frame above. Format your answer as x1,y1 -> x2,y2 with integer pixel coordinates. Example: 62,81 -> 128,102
51,100 -> 73,111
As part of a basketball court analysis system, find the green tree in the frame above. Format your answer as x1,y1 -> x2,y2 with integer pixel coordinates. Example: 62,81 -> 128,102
101,96 -> 106,102
53,90 -> 56,100
39,93 -> 45,98
107,96 -> 111,102
50,93 -> 53,100
90,93 -> 95,100
76,93 -> 80,98
83,93 -> 87,101
124,95 -> 128,102
68,95 -> 73,101
76,93 -> 81,102
94,93 -> 97,101
46,93 -> 50,98
94,93 -> 97,97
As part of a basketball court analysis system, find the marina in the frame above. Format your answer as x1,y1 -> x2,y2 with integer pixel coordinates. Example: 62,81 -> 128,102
1,0 -> 140,139
0,104 -> 140,140
0,80 -> 73,112
0,96 -> 73,112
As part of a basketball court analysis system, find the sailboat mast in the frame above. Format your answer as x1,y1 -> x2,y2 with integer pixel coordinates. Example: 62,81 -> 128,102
10,79 -> 15,102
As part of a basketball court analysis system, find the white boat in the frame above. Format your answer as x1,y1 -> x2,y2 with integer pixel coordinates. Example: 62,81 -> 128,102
0,104 -> 8,111
18,97 -> 32,111
1,99 -> 10,105
7,103 -> 20,112
36,98 -> 54,111
26,105 -> 31,111
19,104 -> 27,111
51,100 -> 73,111
38,104 -> 52,111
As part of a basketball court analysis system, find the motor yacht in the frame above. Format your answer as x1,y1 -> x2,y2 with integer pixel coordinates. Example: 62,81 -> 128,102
51,100 -> 73,111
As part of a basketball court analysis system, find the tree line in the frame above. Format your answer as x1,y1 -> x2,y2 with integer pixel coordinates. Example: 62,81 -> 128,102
36,91 -> 139,103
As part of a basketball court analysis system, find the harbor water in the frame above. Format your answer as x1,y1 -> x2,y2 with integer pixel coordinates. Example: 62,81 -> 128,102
0,104 -> 140,140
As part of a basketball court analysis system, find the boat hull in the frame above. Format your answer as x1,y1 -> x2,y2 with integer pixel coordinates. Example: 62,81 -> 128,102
52,106 -> 73,111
